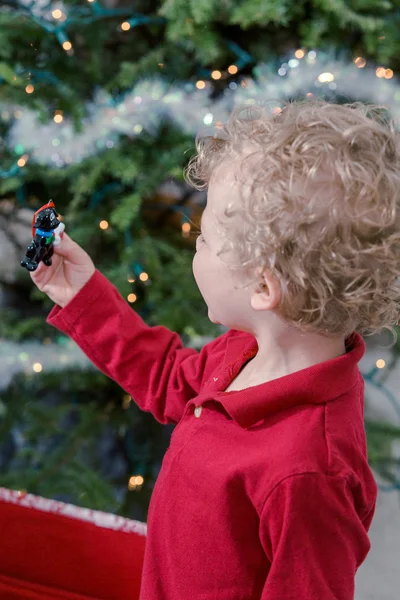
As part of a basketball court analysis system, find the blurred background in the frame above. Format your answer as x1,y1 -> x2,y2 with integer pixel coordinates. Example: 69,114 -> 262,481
0,1 -> 400,597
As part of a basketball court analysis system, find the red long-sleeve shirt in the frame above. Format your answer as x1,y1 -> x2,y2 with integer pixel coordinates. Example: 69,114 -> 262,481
47,269 -> 378,600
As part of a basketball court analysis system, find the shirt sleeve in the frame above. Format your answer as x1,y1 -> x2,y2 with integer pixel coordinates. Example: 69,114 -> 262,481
46,269 -> 229,425
259,472 -> 374,600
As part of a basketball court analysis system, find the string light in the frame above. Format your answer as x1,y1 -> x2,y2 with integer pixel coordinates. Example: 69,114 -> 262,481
294,49 -> 305,59
122,395 -> 132,409
54,111 -> 63,123
127,293 -> 137,303
25,84 -> 34,94
228,65 -> 238,74
196,80 -> 206,89
354,57 -> 366,68
182,222 -> 191,238
139,272 -> 149,282
376,359 -> 386,369
121,22 -> 131,31
317,72 -> 334,83
211,70 -> 222,80
99,220 -> 109,230
128,475 -> 144,490
62,41 -> 72,51
52,9 -> 63,19
182,223 -> 192,237
33,362 -> 43,373
127,276 -> 135,283
17,155 -> 29,167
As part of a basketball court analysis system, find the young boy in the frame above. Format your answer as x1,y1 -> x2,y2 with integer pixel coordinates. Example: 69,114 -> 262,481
31,98 -> 400,599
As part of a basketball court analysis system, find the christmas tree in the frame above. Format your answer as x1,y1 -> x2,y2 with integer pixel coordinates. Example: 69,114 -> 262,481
0,0 -> 400,522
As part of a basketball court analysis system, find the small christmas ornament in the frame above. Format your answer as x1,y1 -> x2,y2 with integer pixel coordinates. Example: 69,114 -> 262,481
20,200 -> 65,272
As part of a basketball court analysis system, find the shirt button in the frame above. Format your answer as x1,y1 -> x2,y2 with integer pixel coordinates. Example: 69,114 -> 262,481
194,406 -> 202,418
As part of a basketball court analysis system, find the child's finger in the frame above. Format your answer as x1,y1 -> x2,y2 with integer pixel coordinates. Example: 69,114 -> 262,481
52,231 -> 77,259
29,259 -> 45,282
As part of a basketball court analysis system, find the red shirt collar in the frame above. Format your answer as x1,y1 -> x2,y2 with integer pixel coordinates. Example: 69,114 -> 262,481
198,331 -> 366,429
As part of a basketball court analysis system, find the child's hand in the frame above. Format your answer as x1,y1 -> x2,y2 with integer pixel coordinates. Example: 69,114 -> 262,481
29,231 -> 96,308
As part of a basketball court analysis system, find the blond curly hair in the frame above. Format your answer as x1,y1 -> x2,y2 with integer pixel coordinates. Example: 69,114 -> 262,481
185,98 -> 400,344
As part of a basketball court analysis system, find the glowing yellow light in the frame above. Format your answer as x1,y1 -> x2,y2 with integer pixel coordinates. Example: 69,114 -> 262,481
121,21 -> 131,31
133,124 -> 143,134
25,84 -> 34,94
127,276 -> 135,283
87,0 -> 95,2
128,475 -> 144,488
228,65 -> 238,74
139,272 -> 149,282
294,49 -> 305,59
17,154 -> 29,167
52,9 -> 63,19
376,359 -> 386,369
385,69 -> 393,79
196,80 -> 206,89
211,70 -> 222,80
54,114 -> 63,123
376,67 -> 386,78
182,222 -> 191,233
62,41 -> 72,51
128,475 -> 144,490
317,72 -> 334,83
127,293 -> 137,303
122,395 -> 132,409
99,220 -> 109,230
354,57 -> 366,68
33,362 -> 43,373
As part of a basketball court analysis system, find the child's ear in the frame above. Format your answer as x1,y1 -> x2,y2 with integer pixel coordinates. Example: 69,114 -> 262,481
250,269 -> 281,311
